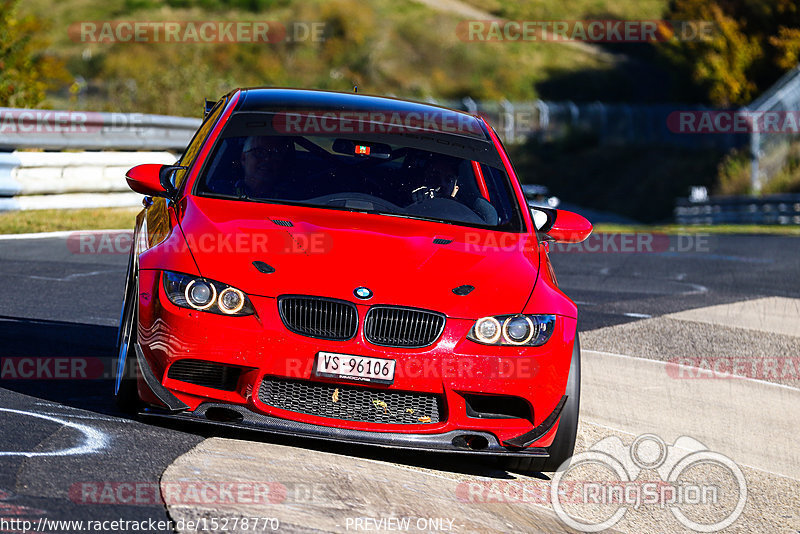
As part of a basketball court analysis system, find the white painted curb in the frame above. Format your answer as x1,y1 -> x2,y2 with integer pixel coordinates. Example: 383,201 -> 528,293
582,349 -> 800,479
0,229 -> 132,241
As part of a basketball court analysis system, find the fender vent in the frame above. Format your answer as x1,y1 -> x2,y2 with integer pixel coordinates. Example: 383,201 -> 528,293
433,237 -> 453,245
271,219 -> 293,227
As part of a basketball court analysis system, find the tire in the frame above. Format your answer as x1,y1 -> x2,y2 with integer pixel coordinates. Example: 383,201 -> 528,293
501,333 -> 581,474
114,248 -> 140,413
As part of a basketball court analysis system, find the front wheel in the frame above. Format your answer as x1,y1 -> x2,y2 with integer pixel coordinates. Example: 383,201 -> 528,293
501,333 -> 581,474
114,254 -> 140,413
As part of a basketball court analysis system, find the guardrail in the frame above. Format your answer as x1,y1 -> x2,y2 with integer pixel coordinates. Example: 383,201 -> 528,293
0,108 -> 200,211
0,108 -> 201,151
675,194 -> 800,225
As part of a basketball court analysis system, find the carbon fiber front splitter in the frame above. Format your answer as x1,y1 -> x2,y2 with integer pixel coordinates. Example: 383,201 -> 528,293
139,402 -> 549,458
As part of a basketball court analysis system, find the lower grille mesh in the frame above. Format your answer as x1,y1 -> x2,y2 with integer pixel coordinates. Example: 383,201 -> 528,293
167,360 -> 241,391
258,377 -> 443,424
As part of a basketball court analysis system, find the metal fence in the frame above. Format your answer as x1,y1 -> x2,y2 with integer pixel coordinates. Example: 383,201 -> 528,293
433,97 -> 746,151
0,99 -> 758,153
0,81 -> 796,214
743,65 -> 800,193
675,193 -> 800,225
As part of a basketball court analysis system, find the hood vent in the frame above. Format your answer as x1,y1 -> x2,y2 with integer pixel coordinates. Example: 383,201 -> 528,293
452,285 -> 475,296
272,219 -> 293,227
432,237 -> 453,245
253,261 -> 276,274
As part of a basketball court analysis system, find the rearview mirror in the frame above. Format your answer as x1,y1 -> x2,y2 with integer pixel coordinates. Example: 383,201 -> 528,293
331,139 -> 392,159
531,207 -> 592,243
125,164 -> 185,198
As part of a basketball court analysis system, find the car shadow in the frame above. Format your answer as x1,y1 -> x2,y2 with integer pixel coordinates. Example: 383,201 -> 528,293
0,315 -> 121,416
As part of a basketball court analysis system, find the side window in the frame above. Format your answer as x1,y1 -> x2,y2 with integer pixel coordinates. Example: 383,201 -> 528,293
172,100 -> 226,189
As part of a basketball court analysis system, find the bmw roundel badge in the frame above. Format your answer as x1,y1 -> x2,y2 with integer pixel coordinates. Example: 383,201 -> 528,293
354,287 -> 373,300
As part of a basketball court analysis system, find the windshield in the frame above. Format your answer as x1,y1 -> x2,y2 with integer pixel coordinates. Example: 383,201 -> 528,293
195,124 -> 524,232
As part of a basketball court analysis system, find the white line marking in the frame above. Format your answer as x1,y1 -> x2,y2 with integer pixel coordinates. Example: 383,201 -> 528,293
0,408 -> 108,457
680,282 -> 708,295
587,349 -> 800,393
623,312 -> 652,318
37,412 -> 134,424
0,229 -> 129,241
26,270 -> 117,282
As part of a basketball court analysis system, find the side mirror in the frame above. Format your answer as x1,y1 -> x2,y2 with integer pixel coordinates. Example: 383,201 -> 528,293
531,207 -> 592,243
125,164 -> 185,198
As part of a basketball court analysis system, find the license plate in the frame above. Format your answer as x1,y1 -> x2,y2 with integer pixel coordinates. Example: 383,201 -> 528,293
313,352 -> 396,385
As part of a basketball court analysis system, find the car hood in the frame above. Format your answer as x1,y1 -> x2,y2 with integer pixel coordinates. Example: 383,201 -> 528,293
179,197 -> 539,319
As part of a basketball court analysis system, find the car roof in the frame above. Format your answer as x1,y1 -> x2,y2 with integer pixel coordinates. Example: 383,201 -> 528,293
236,87 -> 479,127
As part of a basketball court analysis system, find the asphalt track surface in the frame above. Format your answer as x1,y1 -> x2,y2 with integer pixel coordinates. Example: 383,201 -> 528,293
0,231 -> 797,531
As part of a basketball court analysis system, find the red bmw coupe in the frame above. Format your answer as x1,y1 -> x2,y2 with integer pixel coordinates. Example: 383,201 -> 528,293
116,88 -> 592,473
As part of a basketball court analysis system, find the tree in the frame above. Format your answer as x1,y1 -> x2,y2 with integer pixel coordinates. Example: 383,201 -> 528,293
662,0 -> 800,107
0,0 -> 67,107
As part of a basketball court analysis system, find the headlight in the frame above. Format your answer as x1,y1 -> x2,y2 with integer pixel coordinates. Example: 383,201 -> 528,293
185,279 -> 216,310
163,271 -> 255,316
218,287 -> 246,314
467,314 -> 555,346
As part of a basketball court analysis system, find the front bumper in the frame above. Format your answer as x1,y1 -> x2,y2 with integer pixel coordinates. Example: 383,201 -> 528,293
134,269 -> 576,452
140,400 -> 549,458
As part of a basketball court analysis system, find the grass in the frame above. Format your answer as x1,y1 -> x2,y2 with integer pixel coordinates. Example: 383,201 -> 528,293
0,207 -> 797,235
20,0 -> 617,116
0,207 -> 138,234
